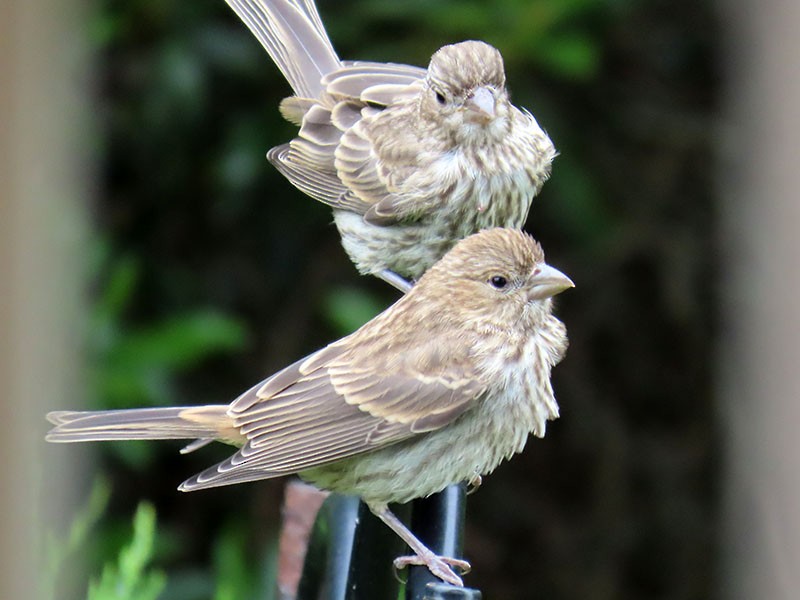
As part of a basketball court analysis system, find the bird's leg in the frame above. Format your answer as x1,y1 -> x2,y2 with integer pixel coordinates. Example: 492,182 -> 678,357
377,269 -> 414,294
367,502 -> 471,587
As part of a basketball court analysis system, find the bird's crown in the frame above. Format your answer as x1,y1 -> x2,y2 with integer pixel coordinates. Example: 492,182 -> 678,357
427,41 -> 506,93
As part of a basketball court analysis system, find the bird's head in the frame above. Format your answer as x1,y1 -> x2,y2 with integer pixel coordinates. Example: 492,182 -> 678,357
413,228 -> 574,332
422,41 -> 512,146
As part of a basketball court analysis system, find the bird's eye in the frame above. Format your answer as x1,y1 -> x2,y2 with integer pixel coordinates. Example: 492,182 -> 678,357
435,91 -> 446,105
489,275 -> 508,289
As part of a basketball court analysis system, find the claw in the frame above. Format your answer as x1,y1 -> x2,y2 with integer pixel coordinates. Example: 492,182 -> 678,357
368,503 -> 471,587
391,561 -> 410,585
467,474 -> 482,495
393,554 -> 471,587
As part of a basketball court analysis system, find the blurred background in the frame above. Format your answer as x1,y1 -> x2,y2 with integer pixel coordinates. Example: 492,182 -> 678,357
2,0 -> 798,598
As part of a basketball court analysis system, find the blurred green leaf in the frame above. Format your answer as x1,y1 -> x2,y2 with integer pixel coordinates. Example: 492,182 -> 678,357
88,12 -> 124,50
323,286 -> 387,334
84,242 -> 247,469
352,0 -> 608,79
88,240 -> 247,407
90,309 -> 246,408
110,311 -> 246,370
532,33 -> 601,79
213,523 -> 254,600
93,253 -> 140,328
88,502 -> 167,600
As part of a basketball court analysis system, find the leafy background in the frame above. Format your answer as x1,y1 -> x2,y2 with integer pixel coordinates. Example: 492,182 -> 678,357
46,0 -> 718,597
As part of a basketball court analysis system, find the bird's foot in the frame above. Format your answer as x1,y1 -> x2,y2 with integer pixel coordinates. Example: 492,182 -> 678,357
369,502 -> 470,587
393,553 -> 471,587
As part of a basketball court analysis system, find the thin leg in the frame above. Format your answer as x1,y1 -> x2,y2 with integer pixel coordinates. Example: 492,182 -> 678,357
377,269 -> 414,294
367,502 -> 470,587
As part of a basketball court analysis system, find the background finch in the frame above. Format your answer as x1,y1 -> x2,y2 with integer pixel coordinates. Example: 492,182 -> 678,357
225,0 -> 557,290
46,228 -> 572,586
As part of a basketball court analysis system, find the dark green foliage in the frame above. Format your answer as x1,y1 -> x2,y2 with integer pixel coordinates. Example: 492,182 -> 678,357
89,242 -> 247,411
87,240 -> 246,467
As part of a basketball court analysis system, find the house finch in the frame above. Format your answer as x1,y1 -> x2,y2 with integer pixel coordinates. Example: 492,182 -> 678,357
226,0 -> 557,290
47,228 -> 572,586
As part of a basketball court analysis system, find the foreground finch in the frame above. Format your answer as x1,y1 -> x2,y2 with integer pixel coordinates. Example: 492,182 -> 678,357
225,0 -> 557,290
47,228 -> 572,586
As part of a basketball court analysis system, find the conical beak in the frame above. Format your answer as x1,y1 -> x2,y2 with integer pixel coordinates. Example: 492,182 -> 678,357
465,86 -> 496,120
527,263 -> 575,301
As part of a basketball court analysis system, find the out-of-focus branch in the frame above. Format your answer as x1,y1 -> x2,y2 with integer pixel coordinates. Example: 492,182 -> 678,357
719,1 -> 800,598
0,0 -> 91,598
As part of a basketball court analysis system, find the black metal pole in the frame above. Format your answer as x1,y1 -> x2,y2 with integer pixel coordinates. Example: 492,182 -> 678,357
405,484 -> 482,600
297,494 -> 409,600
296,494 -> 357,600
296,486 -> 482,599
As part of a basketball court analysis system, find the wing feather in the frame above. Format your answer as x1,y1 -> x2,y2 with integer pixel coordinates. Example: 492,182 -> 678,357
180,325 -> 486,491
333,126 -> 391,213
225,0 -> 341,98
267,143 -> 346,206
332,61 -> 426,86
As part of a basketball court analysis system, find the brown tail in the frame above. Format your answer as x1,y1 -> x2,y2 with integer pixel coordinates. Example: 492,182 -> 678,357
46,405 -> 240,446
225,0 -> 342,98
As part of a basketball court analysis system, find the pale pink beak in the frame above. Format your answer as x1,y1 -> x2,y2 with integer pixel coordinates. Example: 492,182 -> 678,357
527,264 -> 575,301
465,86 -> 496,120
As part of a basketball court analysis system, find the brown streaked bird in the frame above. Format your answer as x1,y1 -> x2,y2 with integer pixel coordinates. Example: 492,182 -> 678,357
46,228 -> 573,586
225,0 -> 557,291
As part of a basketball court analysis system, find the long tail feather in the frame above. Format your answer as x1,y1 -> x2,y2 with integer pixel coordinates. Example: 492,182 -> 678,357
46,405 -> 236,445
225,0 -> 342,98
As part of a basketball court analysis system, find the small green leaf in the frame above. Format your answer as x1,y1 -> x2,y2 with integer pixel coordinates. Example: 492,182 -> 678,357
88,502 -> 167,600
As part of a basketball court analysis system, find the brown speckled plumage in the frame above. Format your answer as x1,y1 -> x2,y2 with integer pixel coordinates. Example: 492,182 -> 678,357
46,228 -> 572,586
227,0 -> 557,283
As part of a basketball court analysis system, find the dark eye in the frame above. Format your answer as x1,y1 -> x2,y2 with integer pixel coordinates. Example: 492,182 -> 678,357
489,275 -> 508,289
435,91 -> 446,105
